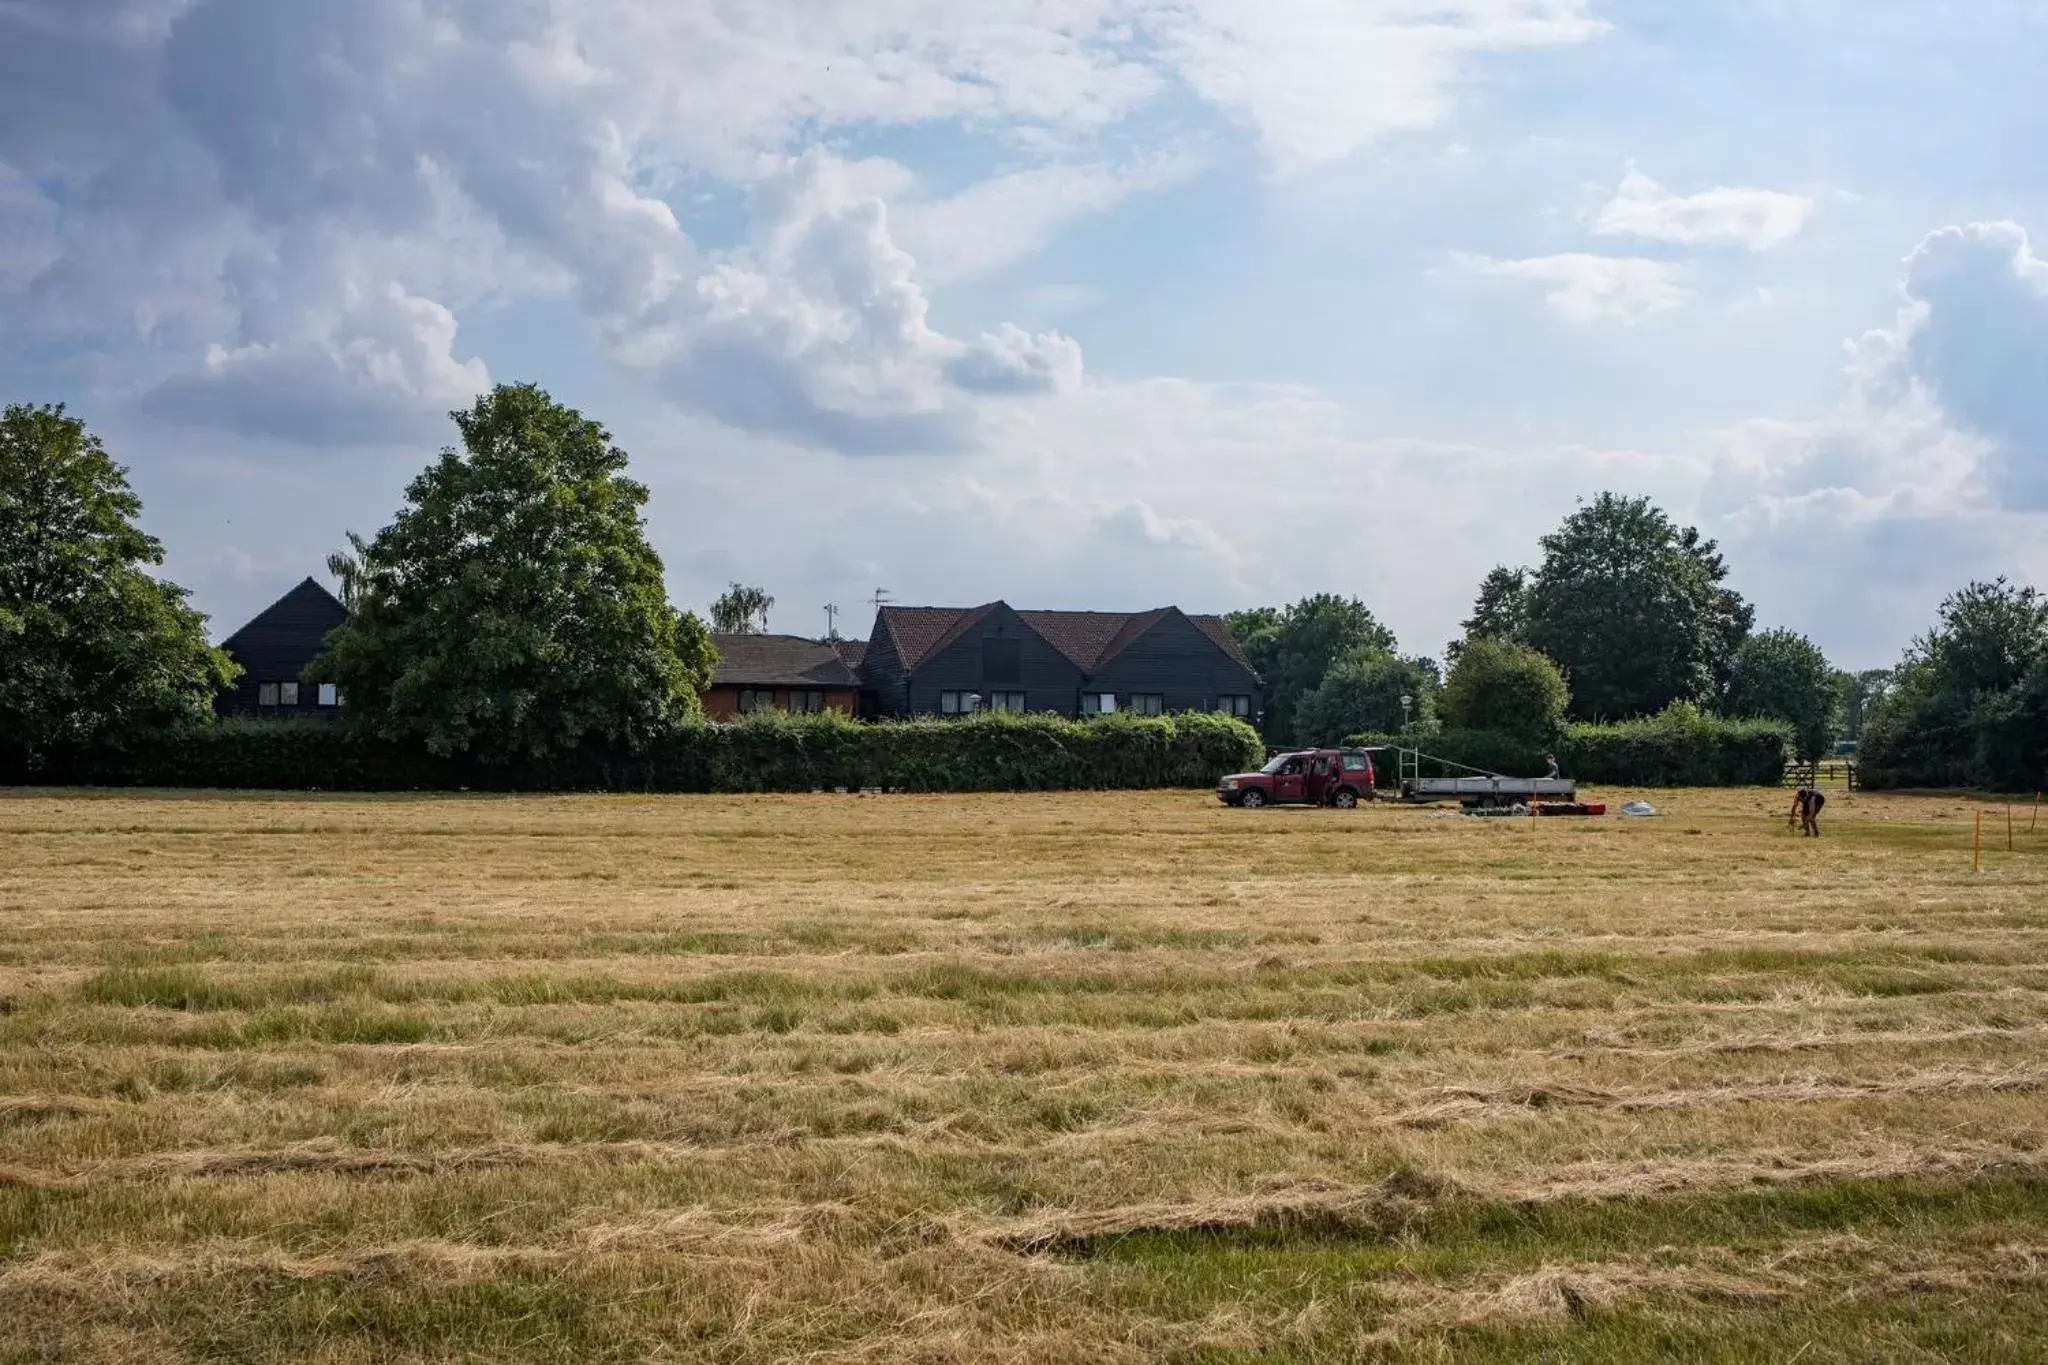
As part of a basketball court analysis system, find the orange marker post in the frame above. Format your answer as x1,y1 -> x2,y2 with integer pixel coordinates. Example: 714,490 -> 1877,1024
1973,810 -> 1982,874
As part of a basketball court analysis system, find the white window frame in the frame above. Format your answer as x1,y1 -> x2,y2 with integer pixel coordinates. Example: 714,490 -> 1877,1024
792,690 -> 826,714
1132,694 -> 1165,716
987,691 -> 1026,714
941,691 -> 982,715
279,682 -> 300,707
1082,693 -> 1117,715
318,683 -> 339,708
1217,695 -> 1251,718
258,683 -> 280,707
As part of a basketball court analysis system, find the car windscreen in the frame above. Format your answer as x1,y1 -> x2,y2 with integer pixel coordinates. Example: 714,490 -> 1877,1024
1260,754 -> 1299,775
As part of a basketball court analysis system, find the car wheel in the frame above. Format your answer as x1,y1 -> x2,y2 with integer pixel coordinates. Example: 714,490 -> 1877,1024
1332,788 -> 1359,810
1239,789 -> 1267,809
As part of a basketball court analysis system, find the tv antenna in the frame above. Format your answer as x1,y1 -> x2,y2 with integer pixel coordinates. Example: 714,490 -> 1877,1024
870,587 -> 892,613
823,603 -> 841,640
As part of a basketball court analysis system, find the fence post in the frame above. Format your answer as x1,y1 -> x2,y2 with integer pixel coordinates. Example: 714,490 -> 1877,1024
1973,810 -> 1982,874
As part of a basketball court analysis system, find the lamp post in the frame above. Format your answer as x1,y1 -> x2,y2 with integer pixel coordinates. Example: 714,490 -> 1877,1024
1399,693 -> 1414,731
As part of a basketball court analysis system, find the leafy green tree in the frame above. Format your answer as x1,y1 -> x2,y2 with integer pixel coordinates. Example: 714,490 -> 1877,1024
312,384 -> 716,764
1834,668 -> 1893,745
0,403 -> 237,766
710,583 -> 774,634
1438,638 -> 1570,745
1292,650 -> 1436,746
1447,566 -> 1531,665
1914,578 -> 2048,698
1725,629 -> 1838,762
1523,493 -> 1751,720
1243,594 -> 1398,744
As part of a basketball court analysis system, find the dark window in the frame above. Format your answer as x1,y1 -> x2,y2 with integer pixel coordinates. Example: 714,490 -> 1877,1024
982,636 -> 1021,683
792,691 -> 826,713
739,689 -> 777,714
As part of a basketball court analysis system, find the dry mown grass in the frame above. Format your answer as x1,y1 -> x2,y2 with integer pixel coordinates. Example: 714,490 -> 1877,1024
2,784 -> 2046,1361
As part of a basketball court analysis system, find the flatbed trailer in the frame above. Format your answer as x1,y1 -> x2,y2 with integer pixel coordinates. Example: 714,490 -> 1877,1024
1378,747 -> 1577,808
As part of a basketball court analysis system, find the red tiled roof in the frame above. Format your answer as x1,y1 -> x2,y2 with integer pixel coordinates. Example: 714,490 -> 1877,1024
1017,609 -> 1159,672
831,639 -> 869,673
877,606 -> 976,671
877,604 -> 1258,678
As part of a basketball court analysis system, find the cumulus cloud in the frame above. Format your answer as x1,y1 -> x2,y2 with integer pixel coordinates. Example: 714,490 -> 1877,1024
2,0 -> 1612,450
143,282 -> 490,445
1455,252 -> 1691,324
1708,220 -> 2048,520
621,151 -> 1085,452
1897,222 -> 2048,509
1696,220 -> 2048,649
1593,169 -> 1815,252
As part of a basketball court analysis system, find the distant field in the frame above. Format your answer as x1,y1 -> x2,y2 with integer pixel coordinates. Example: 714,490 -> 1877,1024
3,786 -> 2046,1363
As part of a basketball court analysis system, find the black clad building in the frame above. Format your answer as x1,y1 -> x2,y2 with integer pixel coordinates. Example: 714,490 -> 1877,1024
215,578 -> 348,718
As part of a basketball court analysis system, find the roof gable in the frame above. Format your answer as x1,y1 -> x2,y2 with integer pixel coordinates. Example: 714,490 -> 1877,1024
881,603 -> 1258,680
710,634 -> 861,689
877,605 -> 982,671
1189,615 -> 1257,677
219,577 -> 348,653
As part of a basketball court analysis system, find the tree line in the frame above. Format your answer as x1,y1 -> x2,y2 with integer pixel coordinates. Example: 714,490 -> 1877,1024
1226,493 -> 1841,762
4,387 -> 2042,789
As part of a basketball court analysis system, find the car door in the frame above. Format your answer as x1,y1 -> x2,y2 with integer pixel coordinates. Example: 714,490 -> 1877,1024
1272,758 -> 1306,804
1306,754 -> 1335,804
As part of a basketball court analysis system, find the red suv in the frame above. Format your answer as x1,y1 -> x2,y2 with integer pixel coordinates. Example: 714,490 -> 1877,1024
1218,749 -> 1377,809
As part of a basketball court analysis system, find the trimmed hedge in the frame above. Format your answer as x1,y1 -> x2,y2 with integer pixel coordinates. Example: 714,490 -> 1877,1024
0,711 -> 1264,794
1349,703 -> 1791,788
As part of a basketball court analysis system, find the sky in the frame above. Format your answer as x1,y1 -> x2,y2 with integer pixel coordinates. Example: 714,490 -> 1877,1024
4,0 -> 2046,670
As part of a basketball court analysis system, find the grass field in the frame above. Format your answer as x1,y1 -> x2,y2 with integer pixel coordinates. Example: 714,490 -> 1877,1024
3,785 -> 2047,1362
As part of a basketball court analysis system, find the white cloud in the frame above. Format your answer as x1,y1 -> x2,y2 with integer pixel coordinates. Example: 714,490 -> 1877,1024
1150,0 -> 1606,173
144,281 -> 490,445
1696,221 -> 2048,653
1456,251 -> 1692,324
1594,169 -> 1815,252
891,153 -> 1201,286
618,151 -> 1084,452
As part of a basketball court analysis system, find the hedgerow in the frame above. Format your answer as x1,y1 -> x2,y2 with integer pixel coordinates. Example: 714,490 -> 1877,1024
1,711 -> 1264,794
1349,702 -> 1791,788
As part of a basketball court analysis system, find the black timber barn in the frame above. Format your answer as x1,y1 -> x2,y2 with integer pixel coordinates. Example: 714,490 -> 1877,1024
215,578 -> 349,718
861,603 -> 1259,720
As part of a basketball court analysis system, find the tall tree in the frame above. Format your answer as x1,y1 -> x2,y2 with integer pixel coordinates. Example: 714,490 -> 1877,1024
1292,649 -> 1436,746
1522,493 -> 1750,720
1725,629 -> 1839,762
1438,638 -> 1570,745
311,384 -> 716,764
1834,668 -> 1893,745
710,583 -> 775,635
1448,566 -> 1532,664
1228,595 -> 1397,744
1914,578 -> 2048,698
0,403 -> 237,766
